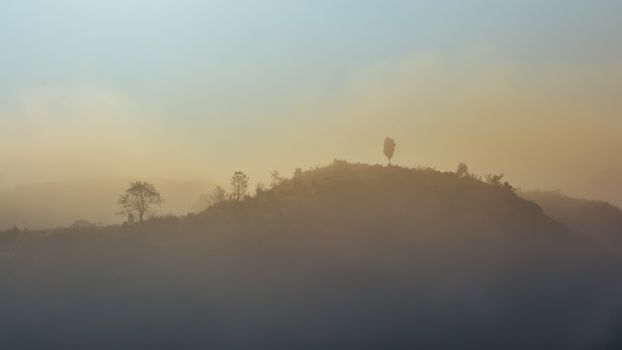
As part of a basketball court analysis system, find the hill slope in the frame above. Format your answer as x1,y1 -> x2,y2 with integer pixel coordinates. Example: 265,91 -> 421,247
1,161 -> 621,349
522,191 -> 622,246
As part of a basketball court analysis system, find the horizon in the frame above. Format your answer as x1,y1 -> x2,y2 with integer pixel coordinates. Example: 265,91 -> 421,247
0,159 -> 620,231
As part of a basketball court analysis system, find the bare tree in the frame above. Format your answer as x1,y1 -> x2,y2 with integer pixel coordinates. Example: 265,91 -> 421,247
118,181 -> 163,222
230,171 -> 249,201
383,137 -> 396,165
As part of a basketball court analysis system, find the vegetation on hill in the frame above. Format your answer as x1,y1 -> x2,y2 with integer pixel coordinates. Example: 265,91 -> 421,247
1,161 -> 621,349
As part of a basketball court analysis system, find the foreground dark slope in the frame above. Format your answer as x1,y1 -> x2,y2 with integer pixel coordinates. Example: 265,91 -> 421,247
1,161 -> 621,349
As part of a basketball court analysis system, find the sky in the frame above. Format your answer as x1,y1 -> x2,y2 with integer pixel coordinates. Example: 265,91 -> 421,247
1,0 -> 621,204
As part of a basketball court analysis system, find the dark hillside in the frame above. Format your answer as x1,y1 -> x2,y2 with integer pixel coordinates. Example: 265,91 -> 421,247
522,191 -> 622,248
1,161 -> 621,349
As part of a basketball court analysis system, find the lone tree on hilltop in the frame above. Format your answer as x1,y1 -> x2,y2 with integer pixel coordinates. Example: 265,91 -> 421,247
383,137 -> 396,165
230,171 -> 249,201
118,181 -> 163,222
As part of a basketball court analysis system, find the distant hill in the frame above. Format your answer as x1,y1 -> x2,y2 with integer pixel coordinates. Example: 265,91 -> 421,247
522,191 -> 622,247
0,178 -> 212,230
2,161 -> 621,349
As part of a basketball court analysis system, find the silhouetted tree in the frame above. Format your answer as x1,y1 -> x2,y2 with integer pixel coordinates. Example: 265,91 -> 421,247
230,171 -> 249,201
485,174 -> 504,186
485,173 -> 516,193
293,168 -> 303,178
383,137 -> 396,165
211,185 -> 227,203
118,181 -> 163,222
456,163 -> 469,177
7,225 -> 20,234
270,170 -> 286,188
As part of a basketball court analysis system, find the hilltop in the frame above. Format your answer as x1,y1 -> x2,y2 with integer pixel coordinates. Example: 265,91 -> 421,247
1,161 -> 621,349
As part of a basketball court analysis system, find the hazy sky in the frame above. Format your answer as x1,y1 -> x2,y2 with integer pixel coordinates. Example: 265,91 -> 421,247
1,1 -> 621,204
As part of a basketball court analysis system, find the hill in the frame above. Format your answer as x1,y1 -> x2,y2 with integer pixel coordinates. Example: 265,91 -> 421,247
1,161 -> 621,349
522,191 -> 622,247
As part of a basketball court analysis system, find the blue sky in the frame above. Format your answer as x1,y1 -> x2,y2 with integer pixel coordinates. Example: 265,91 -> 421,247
1,0 -> 621,203
2,0 -> 620,105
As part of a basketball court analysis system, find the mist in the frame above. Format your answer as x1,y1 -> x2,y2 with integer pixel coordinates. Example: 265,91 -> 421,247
2,1 -> 622,349
1,55 -> 621,207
